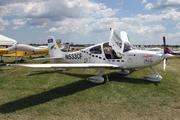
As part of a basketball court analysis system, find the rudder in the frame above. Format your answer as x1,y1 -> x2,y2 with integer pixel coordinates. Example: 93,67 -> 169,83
166,47 -> 173,53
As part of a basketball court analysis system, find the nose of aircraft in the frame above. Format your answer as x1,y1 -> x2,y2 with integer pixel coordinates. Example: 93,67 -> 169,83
136,51 -> 163,68
153,53 -> 163,65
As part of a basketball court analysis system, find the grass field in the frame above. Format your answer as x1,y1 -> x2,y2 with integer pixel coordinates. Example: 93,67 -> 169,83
0,55 -> 180,120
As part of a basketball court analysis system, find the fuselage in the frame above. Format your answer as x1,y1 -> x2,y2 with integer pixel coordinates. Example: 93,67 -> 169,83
0,47 -> 48,56
52,42 -> 163,69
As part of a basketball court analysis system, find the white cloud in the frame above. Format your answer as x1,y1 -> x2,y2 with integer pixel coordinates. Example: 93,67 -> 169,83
0,18 -> 9,31
121,14 -> 162,23
145,0 -> 180,10
135,25 -> 166,34
141,0 -> 147,4
160,32 -> 180,45
46,17 -> 95,34
11,19 -> 25,25
175,22 -> 180,29
145,3 -> 153,10
0,3 -> 27,17
0,26 -> 5,31
12,26 -> 19,30
161,8 -> 180,21
121,8 -> 180,23
93,8 -> 118,18
117,2 -> 123,5
0,0 -> 119,32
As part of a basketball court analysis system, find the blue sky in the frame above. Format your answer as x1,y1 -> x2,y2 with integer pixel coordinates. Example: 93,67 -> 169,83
0,0 -> 180,45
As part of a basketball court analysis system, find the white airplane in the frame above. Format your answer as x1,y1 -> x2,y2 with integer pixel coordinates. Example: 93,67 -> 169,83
7,28 -> 174,83
140,44 -> 163,53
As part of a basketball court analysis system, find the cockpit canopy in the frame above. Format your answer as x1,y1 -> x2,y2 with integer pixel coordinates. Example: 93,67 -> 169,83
89,42 -> 133,59
89,29 -> 134,59
123,42 -> 133,52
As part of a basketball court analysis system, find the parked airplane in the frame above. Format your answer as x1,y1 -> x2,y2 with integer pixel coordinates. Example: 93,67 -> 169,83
0,45 -> 49,62
0,39 -> 62,62
7,28 -> 174,83
140,44 -> 163,53
166,47 -> 180,55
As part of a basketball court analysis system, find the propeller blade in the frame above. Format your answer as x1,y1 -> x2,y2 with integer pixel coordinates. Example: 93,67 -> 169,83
163,58 -> 166,72
163,53 -> 174,58
163,36 -> 167,54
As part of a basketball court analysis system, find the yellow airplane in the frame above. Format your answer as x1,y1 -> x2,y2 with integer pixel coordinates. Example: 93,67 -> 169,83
0,35 -> 61,62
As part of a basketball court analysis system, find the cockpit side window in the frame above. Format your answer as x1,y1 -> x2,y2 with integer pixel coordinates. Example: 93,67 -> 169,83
90,45 -> 102,54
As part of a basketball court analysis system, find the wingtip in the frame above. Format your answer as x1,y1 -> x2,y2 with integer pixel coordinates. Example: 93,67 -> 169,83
6,64 -> 12,66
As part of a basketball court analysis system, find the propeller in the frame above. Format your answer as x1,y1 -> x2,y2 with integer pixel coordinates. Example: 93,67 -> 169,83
162,36 -> 174,71
163,57 -> 166,72
163,36 -> 167,54
163,36 -> 166,72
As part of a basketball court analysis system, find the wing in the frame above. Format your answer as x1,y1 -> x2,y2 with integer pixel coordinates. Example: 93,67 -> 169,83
7,63 -> 120,68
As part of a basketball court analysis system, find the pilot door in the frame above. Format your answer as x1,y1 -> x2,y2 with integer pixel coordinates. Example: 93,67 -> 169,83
108,28 -> 124,58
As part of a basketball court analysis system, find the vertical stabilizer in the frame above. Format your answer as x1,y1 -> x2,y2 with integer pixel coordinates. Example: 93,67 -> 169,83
47,36 -> 63,58
140,44 -> 146,50
166,47 -> 173,53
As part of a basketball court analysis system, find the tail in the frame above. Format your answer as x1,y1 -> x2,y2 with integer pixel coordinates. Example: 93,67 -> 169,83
56,39 -> 61,49
47,36 -> 63,58
61,42 -> 70,52
166,47 -> 173,54
140,44 -> 146,50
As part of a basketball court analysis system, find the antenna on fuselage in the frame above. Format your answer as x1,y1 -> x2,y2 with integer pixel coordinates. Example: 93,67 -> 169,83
97,37 -> 103,43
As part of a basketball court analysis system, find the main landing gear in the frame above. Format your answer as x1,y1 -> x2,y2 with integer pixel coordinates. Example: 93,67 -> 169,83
86,67 -> 162,83
86,68 -> 105,83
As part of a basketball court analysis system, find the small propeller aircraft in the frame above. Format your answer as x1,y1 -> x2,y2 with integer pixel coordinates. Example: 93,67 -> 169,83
140,44 -> 163,53
0,36 -> 62,62
0,44 -> 49,63
7,28 -> 174,83
166,47 -> 180,55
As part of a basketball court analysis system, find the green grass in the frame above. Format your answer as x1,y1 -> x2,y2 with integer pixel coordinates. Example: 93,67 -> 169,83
0,55 -> 180,120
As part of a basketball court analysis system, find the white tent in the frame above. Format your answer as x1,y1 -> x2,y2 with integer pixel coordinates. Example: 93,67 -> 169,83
0,34 -> 17,45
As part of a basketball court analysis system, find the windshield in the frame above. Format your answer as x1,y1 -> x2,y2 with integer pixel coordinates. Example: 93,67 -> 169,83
123,42 -> 133,52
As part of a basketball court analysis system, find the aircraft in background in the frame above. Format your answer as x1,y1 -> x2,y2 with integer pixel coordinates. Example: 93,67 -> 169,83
0,44 -> 49,62
140,44 -> 163,53
0,37 -> 62,62
7,28 -> 173,83
166,47 -> 180,55
140,37 -> 180,56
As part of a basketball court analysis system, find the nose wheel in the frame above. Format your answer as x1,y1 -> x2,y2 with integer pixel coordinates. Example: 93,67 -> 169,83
143,67 -> 162,82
